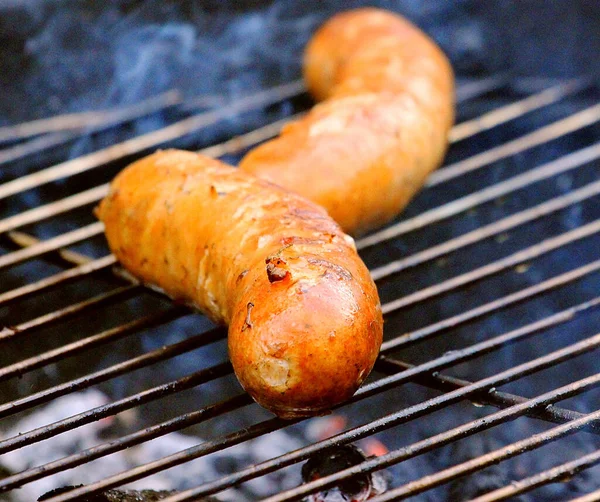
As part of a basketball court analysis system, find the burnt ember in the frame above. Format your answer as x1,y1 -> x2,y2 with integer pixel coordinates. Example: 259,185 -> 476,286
38,485 -> 179,501
301,445 -> 388,502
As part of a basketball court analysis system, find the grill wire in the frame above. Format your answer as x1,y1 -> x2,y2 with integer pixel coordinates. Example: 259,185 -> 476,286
0,74 -> 599,502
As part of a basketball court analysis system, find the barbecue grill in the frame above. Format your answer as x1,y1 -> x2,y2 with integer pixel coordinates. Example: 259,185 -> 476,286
1,3 -> 599,501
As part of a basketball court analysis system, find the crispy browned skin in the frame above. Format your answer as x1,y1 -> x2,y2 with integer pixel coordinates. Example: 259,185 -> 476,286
240,8 -> 454,235
96,150 -> 383,419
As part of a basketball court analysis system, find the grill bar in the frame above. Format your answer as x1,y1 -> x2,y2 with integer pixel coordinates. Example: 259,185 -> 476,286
429,103 -> 600,186
0,284 -> 138,342
0,394 -> 252,493
262,374 -> 600,502
6,230 -> 100,265
0,221 -> 104,271
158,325 -> 600,502
368,409 -> 600,502
448,77 -> 590,142
37,297 -> 599,502
381,259 -> 600,353
0,90 -> 182,143
451,74 -> 510,103
0,80 -> 304,202
469,449 -> 600,502
0,254 -> 116,306
2,181 -> 597,336
570,489 -> 600,501
370,178 -> 600,280
162,361 -> 600,502
0,79 -> 584,234
0,91 -> 185,166
0,359 -> 230,456
0,327 -> 224,420
0,308 -> 184,384
0,265 -> 595,455
0,185 -> 109,235
0,75 -> 597,502
0,263 -> 594,492
376,357 -> 597,433
358,141 -> 600,249
381,218 -> 600,315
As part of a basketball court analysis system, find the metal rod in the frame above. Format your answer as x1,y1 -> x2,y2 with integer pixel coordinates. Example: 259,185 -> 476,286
6,229 -> 101,265
199,113 -> 304,158
454,74 -> 509,103
0,77 -> 579,236
40,299 -> 600,502
4,231 -> 162,298
0,131 -> 79,166
0,83 -> 580,237
0,184 -> 109,235
164,357 -> 600,502
0,307 -> 183,384
0,254 -> 116,306
0,90 -> 182,144
469,449 -> 600,502
0,114 -> 303,238
0,360 -> 231,456
381,259 -> 600,353
430,102 -> 600,186
0,284 -> 138,343
381,218 -> 600,315
0,327 -> 225,420
154,319 -> 600,502
371,178 -> 600,280
0,80 -> 304,202
0,393 -> 253,493
569,489 -> 600,502
376,356 -> 597,433
2,155 -> 596,316
367,411 -> 600,501
449,78 -> 590,142
0,221 -> 104,271
357,141 -> 600,249
261,370 -> 600,502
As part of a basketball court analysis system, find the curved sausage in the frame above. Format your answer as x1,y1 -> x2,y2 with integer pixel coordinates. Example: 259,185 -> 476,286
96,150 -> 383,419
240,8 -> 454,235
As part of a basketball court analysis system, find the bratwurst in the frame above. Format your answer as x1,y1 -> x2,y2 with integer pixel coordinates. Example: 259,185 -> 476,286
96,150 -> 383,419
240,8 -> 454,235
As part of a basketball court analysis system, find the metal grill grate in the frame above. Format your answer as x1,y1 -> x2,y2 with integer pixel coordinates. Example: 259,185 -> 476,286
0,74 -> 599,501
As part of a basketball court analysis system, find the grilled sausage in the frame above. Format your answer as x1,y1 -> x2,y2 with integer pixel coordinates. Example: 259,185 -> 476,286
240,8 -> 454,235
96,150 -> 383,419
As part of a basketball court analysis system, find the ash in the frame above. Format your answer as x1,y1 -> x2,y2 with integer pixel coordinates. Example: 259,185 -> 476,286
0,390 -> 302,502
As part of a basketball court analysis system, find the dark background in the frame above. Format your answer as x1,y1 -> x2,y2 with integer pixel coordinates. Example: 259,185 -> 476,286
0,0 -> 598,125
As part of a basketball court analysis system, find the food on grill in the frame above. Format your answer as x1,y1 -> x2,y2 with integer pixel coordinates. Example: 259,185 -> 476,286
239,7 -> 455,235
96,150 -> 383,419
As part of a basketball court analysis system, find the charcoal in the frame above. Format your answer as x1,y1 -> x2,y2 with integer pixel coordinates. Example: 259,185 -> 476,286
38,485 -> 219,502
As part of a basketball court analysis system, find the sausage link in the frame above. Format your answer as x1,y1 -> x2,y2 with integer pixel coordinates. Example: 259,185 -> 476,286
240,8 -> 454,235
96,150 -> 383,419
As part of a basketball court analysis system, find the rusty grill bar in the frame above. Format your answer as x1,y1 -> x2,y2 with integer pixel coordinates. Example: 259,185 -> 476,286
0,75 -> 599,501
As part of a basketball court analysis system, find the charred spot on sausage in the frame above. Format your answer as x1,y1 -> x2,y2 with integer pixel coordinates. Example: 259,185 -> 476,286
266,255 -> 290,283
241,302 -> 254,331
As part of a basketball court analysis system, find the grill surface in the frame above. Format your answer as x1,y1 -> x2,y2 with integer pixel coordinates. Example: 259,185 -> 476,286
0,75 -> 599,501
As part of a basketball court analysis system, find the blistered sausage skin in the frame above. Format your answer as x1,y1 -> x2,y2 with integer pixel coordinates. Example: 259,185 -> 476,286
240,8 -> 454,235
96,150 -> 383,419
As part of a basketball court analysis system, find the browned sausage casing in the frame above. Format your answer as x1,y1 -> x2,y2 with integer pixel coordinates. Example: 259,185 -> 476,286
240,8 -> 454,235
96,150 -> 383,419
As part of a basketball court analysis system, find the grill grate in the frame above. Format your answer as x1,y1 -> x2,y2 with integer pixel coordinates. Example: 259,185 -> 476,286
0,75 -> 599,501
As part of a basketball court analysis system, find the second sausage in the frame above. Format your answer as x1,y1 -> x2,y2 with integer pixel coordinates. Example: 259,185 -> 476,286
239,8 -> 454,235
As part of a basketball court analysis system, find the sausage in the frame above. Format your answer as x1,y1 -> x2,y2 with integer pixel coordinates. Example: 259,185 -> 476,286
239,8 -> 454,235
96,150 -> 383,419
